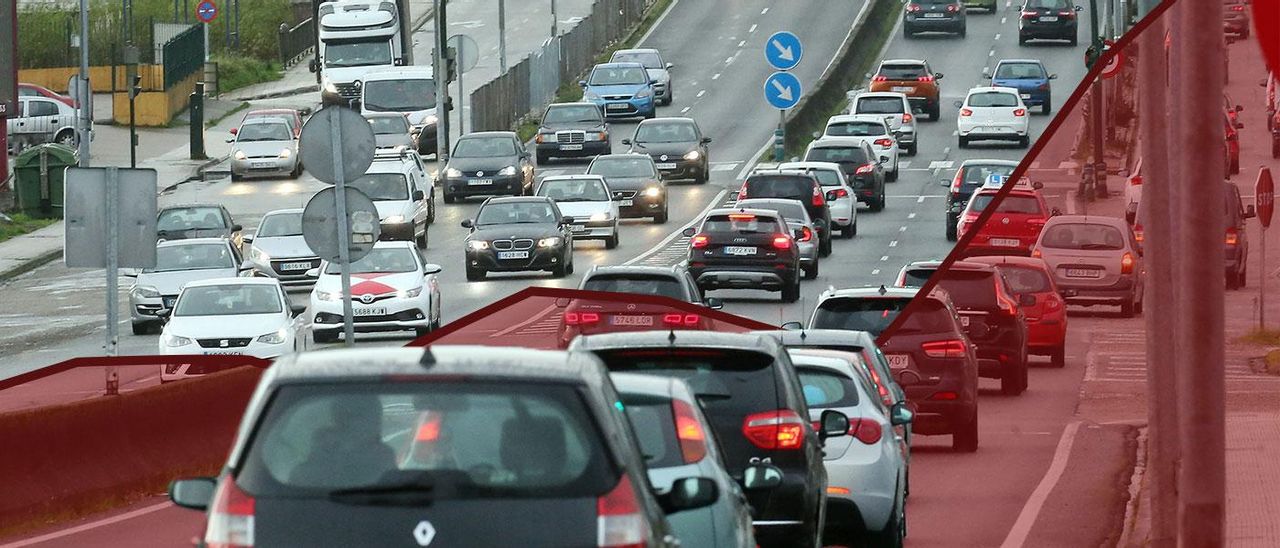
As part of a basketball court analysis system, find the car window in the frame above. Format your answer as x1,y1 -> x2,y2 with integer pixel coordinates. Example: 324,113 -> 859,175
158,207 -> 229,231
959,164 -> 1017,187
325,247 -> 419,274
805,169 -> 844,187
826,121 -> 887,137
701,212 -> 782,234
28,100 -> 59,117
595,349 -> 780,424
744,176 -> 815,200
367,116 -> 410,134
582,274 -> 689,301
968,92 -> 1020,108
617,394 -> 683,468
994,63 -> 1047,79
147,243 -> 236,272
477,201 -> 558,225
588,157 -> 657,178
611,51 -> 662,69
811,297 -> 913,337
739,200 -> 807,222
968,194 -> 1044,214
453,137 -> 517,158
1025,0 -> 1070,7
363,78 -> 437,111
589,66 -> 648,85
537,178 -> 611,201
900,268 -> 934,287
999,265 -> 1052,293
805,146 -> 869,164
1040,223 -> 1127,250
544,105 -> 602,124
349,173 -> 410,201
894,298 -> 959,333
236,383 -> 614,497
856,97 -> 907,114
238,123 -> 292,142
934,271 -> 998,310
174,284 -> 283,316
796,367 -> 859,408
635,123 -> 697,143
878,64 -> 927,80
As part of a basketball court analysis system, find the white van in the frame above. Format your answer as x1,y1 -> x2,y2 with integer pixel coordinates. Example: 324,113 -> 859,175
360,66 -> 439,157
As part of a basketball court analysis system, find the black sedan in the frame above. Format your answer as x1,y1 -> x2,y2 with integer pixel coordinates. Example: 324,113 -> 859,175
534,102 -> 611,163
623,117 -> 712,183
461,196 -> 575,280
586,153 -> 669,223
439,131 -> 534,203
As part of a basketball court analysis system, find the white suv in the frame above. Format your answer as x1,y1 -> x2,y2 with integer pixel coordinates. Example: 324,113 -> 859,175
848,91 -> 918,156
348,148 -> 436,248
956,86 -> 1031,148
823,114 -> 901,181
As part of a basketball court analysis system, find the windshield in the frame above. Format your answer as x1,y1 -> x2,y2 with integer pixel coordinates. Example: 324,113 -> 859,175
588,157 -> 657,178
618,394 -> 685,468
581,275 -> 688,300
826,121 -> 887,137
969,194 -> 1044,214
995,63 -> 1047,79
878,64 -> 927,80
1040,223 -> 1127,250
257,213 -> 303,238
349,173 -> 410,201
796,367 -> 860,408
811,297 -> 913,337
173,284 -> 282,316
738,200 -> 807,222
611,51 -> 662,69
856,97 -> 906,114
367,116 -> 410,134
158,208 -> 227,232
453,137 -> 517,158
634,123 -> 697,143
544,105 -> 602,124
236,382 -> 614,498
363,79 -> 436,111
806,146 -> 869,165
476,201 -> 558,225
958,164 -> 1017,187
1000,265 -> 1052,293
701,213 -> 782,234
588,66 -> 648,86
324,247 -> 418,275
237,123 -> 292,142
968,92 -> 1020,108
324,40 -> 392,68
744,176 -> 815,199
147,243 -> 235,273
537,178 -> 611,202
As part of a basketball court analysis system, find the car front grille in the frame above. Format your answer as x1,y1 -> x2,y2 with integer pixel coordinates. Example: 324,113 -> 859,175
603,95 -> 632,101
196,337 -> 253,349
492,239 -> 534,250
334,83 -> 361,99
556,131 -> 585,144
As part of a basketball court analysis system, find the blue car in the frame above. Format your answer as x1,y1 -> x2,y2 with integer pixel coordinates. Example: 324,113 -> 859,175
580,62 -> 657,120
988,59 -> 1057,115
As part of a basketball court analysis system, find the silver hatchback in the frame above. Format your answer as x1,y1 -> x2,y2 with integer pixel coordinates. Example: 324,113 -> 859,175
736,197 -> 822,279
1031,215 -> 1145,317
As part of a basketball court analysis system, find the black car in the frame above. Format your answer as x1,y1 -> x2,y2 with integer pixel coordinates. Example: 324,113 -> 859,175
439,131 -> 534,202
587,153 -> 669,223
168,346 -> 732,547
1018,0 -> 1082,45
624,117 -> 712,183
904,0 -> 967,38
803,139 -> 887,212
461,196 -> 574,280
156,204 -> 243,244
1223,180 -> 1256,289
534,102 -> 611,164
897,260 -> 1031,396
571,331 -> 852,548
944,159 -> 1019,241
683,208 -> 803,303
739,170 -> 834,255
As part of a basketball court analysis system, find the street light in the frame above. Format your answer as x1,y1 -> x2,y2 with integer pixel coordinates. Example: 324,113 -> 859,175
129,75 -> 141,168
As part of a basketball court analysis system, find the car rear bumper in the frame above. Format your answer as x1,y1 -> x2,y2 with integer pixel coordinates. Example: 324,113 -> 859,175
904,389 -> 977,436
825,462 -> 897,531
905,14 -> 964,29
690,266 -> 796,290
1058,277 -> 1137,305
958,126 -> 1029,140
1027,319 -> 1067,350
1019,21 -> 1078,38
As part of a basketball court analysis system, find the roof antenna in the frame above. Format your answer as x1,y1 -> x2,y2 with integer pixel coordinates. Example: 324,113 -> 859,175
419,346 -> 436,367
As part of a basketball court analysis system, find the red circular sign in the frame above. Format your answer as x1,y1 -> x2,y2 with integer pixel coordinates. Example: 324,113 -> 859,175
1257,167 -> 1275,229
1100,51 -> 1124,79
195,1 -> 218,23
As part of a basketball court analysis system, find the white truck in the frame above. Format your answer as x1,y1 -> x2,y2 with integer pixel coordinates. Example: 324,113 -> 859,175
360,66 -> 439,157
312,0 -> 414,106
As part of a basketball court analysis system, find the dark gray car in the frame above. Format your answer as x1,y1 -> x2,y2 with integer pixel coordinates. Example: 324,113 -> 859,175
624,118 -> 711,184
440,132 -> 534,202
535,102 -> 611,163
586,153 -> 669,223
156,204 -> 243,246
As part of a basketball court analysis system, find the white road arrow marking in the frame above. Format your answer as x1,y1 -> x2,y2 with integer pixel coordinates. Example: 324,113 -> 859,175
771,79 -> 793,102
772,40 -> 795,62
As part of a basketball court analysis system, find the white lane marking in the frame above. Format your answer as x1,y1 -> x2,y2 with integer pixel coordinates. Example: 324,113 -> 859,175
880,255 -> 890,261
899,161 -> 911,169
989,50 -> 996,57
638,0 -> 680,45
1002,17 -> 1008,24
697,90 -> 707,98
918,196 -> 927,204
890,194 -> 942,199
712,73 -> 721,80
889,240 -> 898,247
761,7 -> 769,14
871,269 -> 881,275
907,212 -> 917,219
492,304 -> 561,337
680,106 -> 691,114
623,188 -> 730,266
749,23 -> 758,33
738,40 -> 747,48
928,161 -> 955,169
711,162 -> 740,172
942,146 -> 951,156
1031,161 -> 1041,169
900,226 -> 908,232
994,33 -> 1001,40
952,130 -> 960,136
0,501 -> 174,547
999,421 -> 1083,548
725,56 -> 735,65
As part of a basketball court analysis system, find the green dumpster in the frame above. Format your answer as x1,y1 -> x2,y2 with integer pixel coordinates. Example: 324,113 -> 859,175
13,143 -> 77,219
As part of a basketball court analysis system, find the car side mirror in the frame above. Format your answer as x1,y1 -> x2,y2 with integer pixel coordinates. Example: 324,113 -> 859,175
621,138 -> 631,145
740,463 -> 784,491
226,138 -> 235,143
305,267 -> 319,278
231,224 -> 243,232
242,235 -> 254,245
289,303 -> 307,317
1049,74 -> 1059,79
413,190 -> 425,201
879,156 -> 889,164
819,410 -> 850,440
704,297 -> 723,310
578,80 -> 587,87
1075,5 -> 1083,10
682,227 -> 697,237
953,100 -> 964,109
122,268 -> 141,277
1246,204 -> 1257,218
1031,181 -> 1044,189
781,321 -> 803,330
1050,207 -> 1062,216
238,260 -> 255,272
460,219 -> 474,229
1018,294 -> 1037,307
561,215 -> 574,225
889,402 -> 914,426
417,263 -> 441,276
657,477 -> 719,514
156,308 -> 173,322
229,128 -> 238,135
169,477 -> 217,511
665,62 -> 674,70
701,137 -> 712,144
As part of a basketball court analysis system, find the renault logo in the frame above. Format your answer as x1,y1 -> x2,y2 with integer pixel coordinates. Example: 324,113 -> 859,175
361,294 -> 375,304
413,520 -> 436,546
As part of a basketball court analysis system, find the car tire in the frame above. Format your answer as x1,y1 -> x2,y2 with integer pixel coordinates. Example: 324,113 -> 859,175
928,103 -> 941,121
868,498 -> 906,548
803,262 -> 818,280
414,326 -> 431,338
887,163 -> 899,182
782,278 -> 801,303
654,207 -> 668,224
1069,34 -> 1078,47
1051,344 -> 1066,368
466,266 -> 486,282
426,196 -> 436,224
1041,100 -> 1052,115
1119,299 -> 1136,318
819,235 -> 832,257
1238,264 -> 1247,289
958,23 -> 967,38
1019,136 -> 1031,148
415,225 -> 428,249
958,136 -> 969,148
872,197 -> 885,212
553,259 -> 569,278
953,412 -> 979,452
131,321 -> 150,336
904,25 -> 914,39
907,142 -> 918,156
313,329 -> 338,344
1019,33 -> 1028,45
536,151 -> 549,165
946,219 -> 958,241
605,232 -> 619,250
1001,360 -> 1027,396
443,189 -> 456,204
230,171 -> 242,182
644,109 -> 656,120
1231,156 -> 1240,175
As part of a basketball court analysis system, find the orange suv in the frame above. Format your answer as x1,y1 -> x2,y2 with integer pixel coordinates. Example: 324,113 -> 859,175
870,59 -> 945,121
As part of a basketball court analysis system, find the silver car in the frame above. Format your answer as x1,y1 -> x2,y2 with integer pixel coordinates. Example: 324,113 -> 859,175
736,198 -> 821,279
778,161 -> 859,238
126,238 -> 249,335
848,91 -> 918,156
1031,215 -> 1145,317
610,48 -> 675,105
535,174 -> 621,248
611,373 -> 758,548
244,209 -> 321,289
229,117 -> 301,180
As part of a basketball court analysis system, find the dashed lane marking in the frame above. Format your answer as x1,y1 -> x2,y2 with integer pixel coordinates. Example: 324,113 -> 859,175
872,269 -> 881,275
928,160 -> 955,169
697,90 -> 707,98
899,160 -> 911,169
880,255 -> 889,261
711,162 -> 740,172
917,196 -> 927,203
712,73 -> 721,80
889,240 -> 898,247
907,213 -> 917,219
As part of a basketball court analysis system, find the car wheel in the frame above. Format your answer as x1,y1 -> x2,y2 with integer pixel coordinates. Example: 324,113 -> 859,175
605,231 -> 619,250
907,142 -> 918,156
1238,264 -> 1248,289
819,235 -> 832,257
415,225 -> 428,249
1041,100 -> 1052,115
958,136 -> 969,148
313,329 -> 338,344
803,261 -> 818,280
466,266 -> 486,281
1119,299 -> 1136,318
56,129 -> 76,147
426,196 -> 436,224
867,498 -> 906,548
928,103 -> 941,121
958,23 -> 967,38
872,197 -> 885,212
946,217 -> 958,241
782,278 -> 801,303
443,189 -> 455,204
1001,360 -> 1027,396
644,109 -> 656,120
414,326 -> 431,338
1051,344 -> 1066,368
848,220 -> 858,237
230,171 -> 242,182
654,207 -> 668,224
552,260 -> 569,278
1019,33 -> 1028,45
1019,136 -> 1031,148
904,25 -> 914,38
887,162 -> 899,182
1231,156 -> 1240,175
952,411 -> 979,452
1069,34 -> 1078,47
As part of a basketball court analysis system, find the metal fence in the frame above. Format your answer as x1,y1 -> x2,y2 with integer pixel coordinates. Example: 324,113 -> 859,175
469,0 -> 652,132
162,25 -> 205,88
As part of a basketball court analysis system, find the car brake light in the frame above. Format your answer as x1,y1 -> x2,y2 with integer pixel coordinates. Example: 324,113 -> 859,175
799,227 -> 813,241
1225,227 -> 1240,246
672,399 -> 708,463
690,234 -> 710,248
1121,252 -> 1136,274
662,313 -> 701,326
1031,248 -> 1042,258
997,287 -> 1019,315
597,475 -> 648,548
737,185 -> 749,200
742,409 -> 806,450
1231,4 -> 1245,11
1059,9 -> 1076,17
1013,108 -> 1027,117
917,75 -> 934,83
812,184 -> 826,206
772,235 -> 792,249
1134,224 -> 1144,243
1021,10 -> 1037,18
946,4 -> 959,12
906,4 -> 922,12
205,479 -> 255,548
929,391 -> 960,400
960,108 -> 973,117
873,75 -> 889,82
1046,295 -> 1062,310
855,162 -> 876,174
830,188 -> 849,199
874,138 -> 894,147
414,415 -> 442,442
565,311 -> 601,325
921,339 -> 967,358
729,213 -> 757,221
849,418 -> 883,445
902,112 -> 913,123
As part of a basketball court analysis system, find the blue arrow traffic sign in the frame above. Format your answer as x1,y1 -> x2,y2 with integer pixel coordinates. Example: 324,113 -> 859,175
765,31 -> 803,71
196,0 -> 217,23
763,71 -> 802,110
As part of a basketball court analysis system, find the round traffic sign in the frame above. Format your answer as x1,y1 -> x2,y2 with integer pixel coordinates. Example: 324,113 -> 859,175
765,31 -> 803,71
1101,50 -> 1124,79
1257,166 -> 1275,229
195,0 -> 217,23
302,187 -> 382,263
299,106 -> 377,186
763,72 -> 803,110
448,34 -> 480,74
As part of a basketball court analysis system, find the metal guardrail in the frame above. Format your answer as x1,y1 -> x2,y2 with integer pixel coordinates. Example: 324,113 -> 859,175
162,25 -> 205,88
278,18 -> 316,69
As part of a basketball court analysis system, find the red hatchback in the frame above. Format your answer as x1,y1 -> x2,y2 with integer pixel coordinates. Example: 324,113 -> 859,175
966,256 -> 1067,366
956,181 -> 1055,257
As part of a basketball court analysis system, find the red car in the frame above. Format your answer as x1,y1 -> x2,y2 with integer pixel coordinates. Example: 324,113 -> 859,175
18,83 -> 77,108
956,179 -> 1056,257
966,256 -> 1068,367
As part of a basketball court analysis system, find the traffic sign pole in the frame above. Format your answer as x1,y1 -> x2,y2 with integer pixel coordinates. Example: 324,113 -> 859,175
763,33 -> 803,163
1255,167 -> 1274,330
327,115 -> 355,346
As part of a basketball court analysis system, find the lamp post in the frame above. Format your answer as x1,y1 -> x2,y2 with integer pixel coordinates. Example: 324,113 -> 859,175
129,75 -> 140,168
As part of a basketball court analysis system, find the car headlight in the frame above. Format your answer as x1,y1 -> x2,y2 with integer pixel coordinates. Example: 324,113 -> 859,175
683,150 -> 701,161
589,212 -> 611,222
234,150 -> 247,161
468,240 -> 490,251
163,333 -> 193,347
257,328 -> 288,344
323,80 -> 338,93
445,168 -> 463,178
538,237 -> 562,248
586,131 -> 607,141
635,89 -> 652,99
315,290 -> 341,302
643,186 -> 662,197
279,148 -> 291,159
398,286 -> 424,299
383,215 -> 406,224
584,91 -> 601,101
131,285 -> 161,298
498,166 -> 518,176
249,247 -> 269,263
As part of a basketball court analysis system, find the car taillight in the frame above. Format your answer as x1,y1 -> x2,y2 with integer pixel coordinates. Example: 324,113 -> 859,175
1038,82 -> 1051,90
738,185 -> 748,200
1225,227 -> 1240,246
855,162 -> 876,174
1232,4 -> 1245,11
1013,108 -> 1027,117
997,288 -> 1019,315
1121,252 -> 1136,274
829,188 -> 849,199
1059,9 -> 1076,17
930,391 -> 960,400
772,235 -> 792,249
564,311 -> 601,325
873,75 -> 889,82
921,339 -> 967,358
812,185 -> 826,206
960,108 -> 973,117
1028,218 -> 1047,229
874,137 -> 895,147
597,475 -> 648,548
798,227 -> 813,241
1046,295 -> 1062,310
205,479 -> 255,548
1031,248 -> 1042,258
902,112 -> 914,123
690,234 -> 710,248
535,134 -> 545,143
663,313 -> 701,326
1021,10 -> 1037,18
1134,224 -> 1144,243
742,409 -> 806,450
672,399 -> 708,463
945,4 -> 959,12
906,4 -> 922,12
849,418 -> 884,445
918,75 -> 934,83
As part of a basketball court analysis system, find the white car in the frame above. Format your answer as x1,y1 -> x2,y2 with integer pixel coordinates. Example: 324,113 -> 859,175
848,91 -> 918,156
347,149 -> 436,248
778,161 -> 858,238
535,174 -> 621,249
158,278 -> 307,381
229,117 -> 301,180
128,238 -> 249,335
790,348 -> 911,546
243,208 -> 321,289
307,241 -> 442,343
956,86 -> 1031,148
823,114 -> 901,181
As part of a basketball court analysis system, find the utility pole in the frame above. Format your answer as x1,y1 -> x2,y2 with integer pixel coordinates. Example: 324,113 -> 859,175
1174,0 -> 1226,543
1088,0 -> 1107,198
129,75 -> 140,168
551,0 -> 558,39
433,0 -> 450,166
498,0 -> 507,73
77,0 -> 91,166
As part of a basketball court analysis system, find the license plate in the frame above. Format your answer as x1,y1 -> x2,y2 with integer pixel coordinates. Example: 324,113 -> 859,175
655,163 -> 677,170
570,224 -> 586,232
468,178 -> 493,185
990,238 -> 1021,247
607,103 -> 629,110
251,161 -> 273,169
891,86 -> 914,92
611,315 -> 654,326
280,261 -> 312,271
619,199 -> 633,206
1020,93 -> 1032,99
497,250 -> 530,260
724,246 -> 757,256
960,316 -> 971,327
1040,15 -> 1058,21
203,350 -> 243,355
1065,268 -> 1102,278
353,307 -> 386,317
886,354 -> 912,370
560,144 -> 583,150
924,12 -> 945,17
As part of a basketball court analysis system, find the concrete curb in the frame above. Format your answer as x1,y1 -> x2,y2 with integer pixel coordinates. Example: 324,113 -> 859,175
1115,424 -> 1150,548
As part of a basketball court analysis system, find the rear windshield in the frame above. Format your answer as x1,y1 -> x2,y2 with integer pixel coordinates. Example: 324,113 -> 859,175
896,298 -> 959,334
1000,265 -> 1052,293
811,297 -> 913,337
237,382 -> 614,499
934,271 -> 997,310
701,213 -> 783,234
968,92 -> 1020,108
878,64 -> 927,79
805,146 -> 869,165
807,169 -> 844,187
969,194 -> 1043,214
582,274 -> 688,301
957,164 -> 1017,188
856,97 -> 906,114
739,200 -> 807,222
596,349 -> 779,421
617,394 -> 683,468
796,367 -> 860,409
994,63 -> 1046,79
744,175 -> 814,199
825,121 -> 887,138
1040,223 -> 1126,250
1026,0 -> 1071,7
900,268 -> 936,287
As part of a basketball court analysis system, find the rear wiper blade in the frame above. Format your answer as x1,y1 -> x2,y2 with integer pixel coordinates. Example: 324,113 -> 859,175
328,478 -> 436,505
